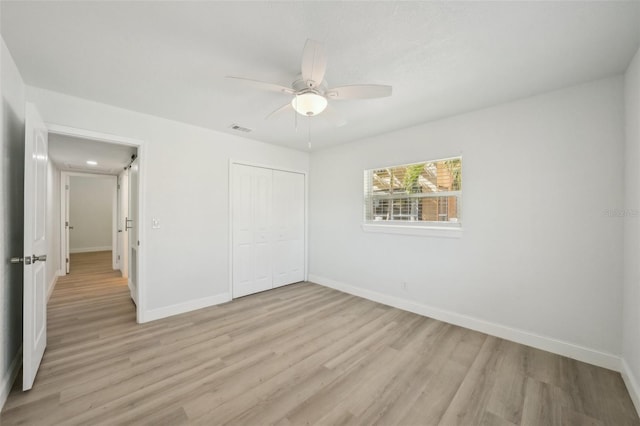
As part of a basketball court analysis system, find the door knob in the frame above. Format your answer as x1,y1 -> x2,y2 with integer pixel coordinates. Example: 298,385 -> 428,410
10,256 -> 32,265
69,226 -> 74,230
32,254 -> 47,263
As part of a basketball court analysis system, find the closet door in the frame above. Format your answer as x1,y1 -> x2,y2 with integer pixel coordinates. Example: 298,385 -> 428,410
272,170 -> 305,287
232,164 -> 273,297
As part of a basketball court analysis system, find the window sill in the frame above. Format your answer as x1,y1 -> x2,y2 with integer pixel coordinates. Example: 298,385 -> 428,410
361,223 -> 463,238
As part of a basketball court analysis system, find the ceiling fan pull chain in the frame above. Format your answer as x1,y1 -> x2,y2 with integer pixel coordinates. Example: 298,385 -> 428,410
308,116 -> 312,149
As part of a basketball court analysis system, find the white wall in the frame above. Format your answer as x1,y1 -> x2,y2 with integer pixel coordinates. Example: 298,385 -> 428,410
27,87 -> 310,318
69,175 -> 113,253
0,36 -> 25,409
623,46 -> 640,413
309,77 -> 625,368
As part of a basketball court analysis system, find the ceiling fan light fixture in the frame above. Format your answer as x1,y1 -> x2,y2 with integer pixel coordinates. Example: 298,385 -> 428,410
291,92 -> 327,116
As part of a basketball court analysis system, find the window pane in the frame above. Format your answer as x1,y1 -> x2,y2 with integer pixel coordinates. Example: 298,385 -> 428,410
365,157 -> 462,225
371,158 -> 461,196
369,195 -> 460,222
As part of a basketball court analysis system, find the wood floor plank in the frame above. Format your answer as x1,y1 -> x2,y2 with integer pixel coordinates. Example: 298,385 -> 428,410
1,251 -> 638,425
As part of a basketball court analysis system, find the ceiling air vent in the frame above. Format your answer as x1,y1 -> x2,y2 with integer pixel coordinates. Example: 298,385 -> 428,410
229,124 -> 252,133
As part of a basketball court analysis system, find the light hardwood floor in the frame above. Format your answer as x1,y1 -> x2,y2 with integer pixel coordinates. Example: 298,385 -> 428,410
1,251 -> 638,425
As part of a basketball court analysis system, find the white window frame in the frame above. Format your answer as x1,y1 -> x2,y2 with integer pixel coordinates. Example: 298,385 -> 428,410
362,156 -> 463,238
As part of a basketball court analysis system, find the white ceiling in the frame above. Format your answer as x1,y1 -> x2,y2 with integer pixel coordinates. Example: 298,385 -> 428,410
48,134 -> 137,175
2,2 -> 639,151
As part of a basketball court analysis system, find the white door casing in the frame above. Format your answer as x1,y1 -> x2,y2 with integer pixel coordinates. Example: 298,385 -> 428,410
23,103 -> 48,391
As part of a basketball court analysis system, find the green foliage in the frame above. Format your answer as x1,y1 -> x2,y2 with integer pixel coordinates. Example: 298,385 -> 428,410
444,159 -> 462,190
403,163 -> 425,194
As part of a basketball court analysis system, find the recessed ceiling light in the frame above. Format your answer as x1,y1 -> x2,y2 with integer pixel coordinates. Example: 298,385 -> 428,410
86,160 -> 98,166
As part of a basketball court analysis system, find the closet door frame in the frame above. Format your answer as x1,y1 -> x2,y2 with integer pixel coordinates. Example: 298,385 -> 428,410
228,160 -> 308,299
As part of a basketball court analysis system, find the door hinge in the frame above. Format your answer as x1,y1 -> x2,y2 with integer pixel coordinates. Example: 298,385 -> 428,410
137,240 -> 140,246
65,184 -> 69,190
117,255 -> 120,260
65,221 -> 69,228
66,257 -> 69,263
117,184 -> 121,189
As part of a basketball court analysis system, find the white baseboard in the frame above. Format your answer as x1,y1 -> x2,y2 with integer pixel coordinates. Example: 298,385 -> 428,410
69,246 -> 111,254
128,280 -> 138,305
0,346 -> 22,412
309,274 -> 621,372
47,270 -> 63,302
141,293 -> 231,323
621,358 -> 640,417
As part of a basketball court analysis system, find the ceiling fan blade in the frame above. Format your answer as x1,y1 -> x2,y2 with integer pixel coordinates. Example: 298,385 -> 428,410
225,76 -> 295,95
321,105 -> 347,127
265,102 -> 293,120
325,84 -> 392,100
301,39 -> 327,89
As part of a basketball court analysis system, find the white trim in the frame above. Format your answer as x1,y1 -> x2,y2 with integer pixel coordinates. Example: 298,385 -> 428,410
361,223 -> 463,238
230,159 -> 308,176
135,150 -> 147,323
46,124 -> 144,147
309,274 -> 621,371
228,161 -> 233,299
141,293 -> 231,323
69,246 -> 112,254
46,270 -> 63,302
0,346 -> 22,411
128,281 -> 138,305
47,124 -> 146,324
622,358 -> 640,417
304,172 -> 309,282
368,154 -> 463,171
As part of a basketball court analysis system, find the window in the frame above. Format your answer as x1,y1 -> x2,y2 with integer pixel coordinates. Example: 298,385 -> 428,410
364,157 -> 462,229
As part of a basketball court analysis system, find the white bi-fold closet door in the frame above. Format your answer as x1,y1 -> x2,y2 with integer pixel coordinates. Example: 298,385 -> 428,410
232,163 -> 305,298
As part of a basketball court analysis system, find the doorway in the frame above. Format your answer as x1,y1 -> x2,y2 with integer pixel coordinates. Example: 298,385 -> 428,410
46,124 -> 145,321
61,173 -> 118,275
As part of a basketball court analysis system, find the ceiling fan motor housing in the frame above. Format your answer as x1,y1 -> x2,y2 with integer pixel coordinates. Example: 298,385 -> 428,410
292,78 -> 327,94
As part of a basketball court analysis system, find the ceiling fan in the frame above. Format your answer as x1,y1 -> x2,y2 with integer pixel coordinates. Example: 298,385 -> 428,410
226,39 -> 392,126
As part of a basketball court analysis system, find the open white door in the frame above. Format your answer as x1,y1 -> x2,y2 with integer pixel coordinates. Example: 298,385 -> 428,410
23,103 -> 48,390
119,171 -> 129,279
63,174 -> 70,274
127,158 -> 139,303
